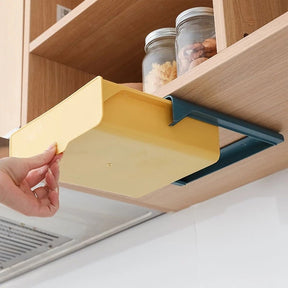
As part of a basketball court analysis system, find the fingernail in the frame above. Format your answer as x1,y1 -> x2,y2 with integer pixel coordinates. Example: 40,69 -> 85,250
48,168 -> 54,177
46,143 -> 57,152
50,203 -> 57,210
40,165 -> 48,174
57,152 -> 64,160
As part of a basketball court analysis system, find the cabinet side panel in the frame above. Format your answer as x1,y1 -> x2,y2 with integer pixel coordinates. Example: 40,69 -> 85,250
215,0 -> 288,49
30,0 -> 83,41
27,54 -> 95,122
0,1 -> 23,136
0,138 -> 9,158
213,0 -> 227,52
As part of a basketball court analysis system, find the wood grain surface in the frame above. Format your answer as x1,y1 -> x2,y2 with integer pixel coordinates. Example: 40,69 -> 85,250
62,12 -> 288,211
29,0 -> 212,82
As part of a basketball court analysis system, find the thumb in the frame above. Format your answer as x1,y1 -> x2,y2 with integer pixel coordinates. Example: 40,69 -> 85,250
0,144 -> 57,186
26,144 -> 57,170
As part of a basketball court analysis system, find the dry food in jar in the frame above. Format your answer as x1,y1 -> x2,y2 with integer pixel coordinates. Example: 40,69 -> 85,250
176,7 -> 216,75
178,38 -> 216,74
142,28 -> 177,94
143,60 -> 177,94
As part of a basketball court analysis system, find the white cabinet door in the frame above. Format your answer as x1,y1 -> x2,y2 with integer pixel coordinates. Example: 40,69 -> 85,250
0,1 -> 23,137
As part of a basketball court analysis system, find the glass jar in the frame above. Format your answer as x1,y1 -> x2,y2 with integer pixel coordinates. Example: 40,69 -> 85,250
175,7 -> 216,76
142,28 -> 177,94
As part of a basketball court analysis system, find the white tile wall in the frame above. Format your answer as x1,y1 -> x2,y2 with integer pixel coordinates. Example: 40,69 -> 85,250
195,170 -> 288,288
4,169 -> 288,288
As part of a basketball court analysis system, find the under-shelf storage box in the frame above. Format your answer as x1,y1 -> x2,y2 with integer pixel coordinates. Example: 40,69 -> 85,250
10,77 -> 219,198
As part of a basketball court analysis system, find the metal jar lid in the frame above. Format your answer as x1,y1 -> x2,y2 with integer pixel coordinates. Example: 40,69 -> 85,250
176,7 -> 214,28
144,27 -> 176,52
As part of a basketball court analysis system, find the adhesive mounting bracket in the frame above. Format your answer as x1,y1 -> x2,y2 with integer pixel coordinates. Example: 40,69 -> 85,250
165,96 -> 284,186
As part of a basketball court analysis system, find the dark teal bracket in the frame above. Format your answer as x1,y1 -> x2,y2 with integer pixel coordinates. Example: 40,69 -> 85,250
165,96 -> 284,186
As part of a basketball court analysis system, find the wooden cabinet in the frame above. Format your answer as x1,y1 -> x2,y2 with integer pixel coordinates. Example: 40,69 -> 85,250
21,0 -> 288,211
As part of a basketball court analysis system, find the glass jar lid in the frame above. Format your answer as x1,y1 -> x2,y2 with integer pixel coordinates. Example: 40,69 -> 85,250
144,27 -> 176,52
176,7 -> 214,28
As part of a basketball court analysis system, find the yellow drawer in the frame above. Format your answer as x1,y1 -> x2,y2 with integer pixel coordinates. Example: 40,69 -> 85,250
10,77 -> 219,198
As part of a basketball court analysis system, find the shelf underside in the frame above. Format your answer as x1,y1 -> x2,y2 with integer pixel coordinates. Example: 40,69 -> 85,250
61,12 -> 288,211
29,0 -> 212,83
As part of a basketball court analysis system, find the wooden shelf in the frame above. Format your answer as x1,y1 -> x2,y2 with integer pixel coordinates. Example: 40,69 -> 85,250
24,0 -> 287,122
62,12 -> 288,212
29,0 -> 212,83
143,12 -> 288,211
22,1 -> 288,212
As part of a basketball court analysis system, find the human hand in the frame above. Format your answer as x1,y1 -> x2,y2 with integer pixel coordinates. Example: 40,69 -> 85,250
0,144 -> 63,217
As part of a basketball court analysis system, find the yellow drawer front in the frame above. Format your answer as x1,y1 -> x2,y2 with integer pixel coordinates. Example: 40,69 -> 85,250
10,77 -> 219,198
